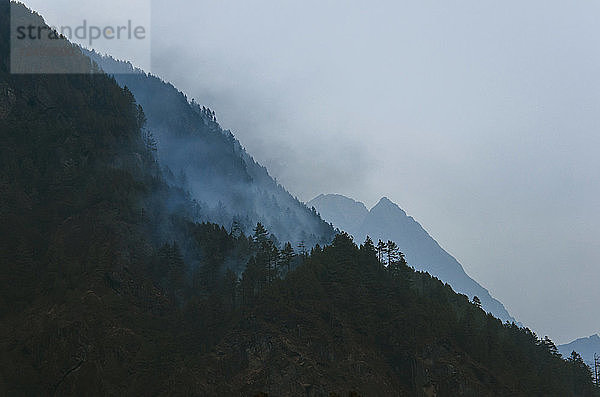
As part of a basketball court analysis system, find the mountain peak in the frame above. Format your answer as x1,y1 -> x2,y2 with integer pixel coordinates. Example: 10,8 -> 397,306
311,192 -> 517,324
371,196 -> 407,216
380,196 -> 392,203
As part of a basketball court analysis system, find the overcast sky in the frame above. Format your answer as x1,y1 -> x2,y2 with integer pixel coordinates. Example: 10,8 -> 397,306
24,0 -> 600,344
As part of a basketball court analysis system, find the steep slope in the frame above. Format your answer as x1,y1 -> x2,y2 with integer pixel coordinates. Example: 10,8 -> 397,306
559,335 -> 600,368
1,3 -> 598,396
309,194 -> 516,323
83,50 -> 334,248
0,4 -> 251,393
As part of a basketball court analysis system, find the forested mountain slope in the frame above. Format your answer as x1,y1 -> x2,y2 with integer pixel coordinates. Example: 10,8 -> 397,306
85,50 -> 334,248
0,3 -> 597,396
0,3 -> 251,393
203,233 -> 596,396
309,194 -> 516,324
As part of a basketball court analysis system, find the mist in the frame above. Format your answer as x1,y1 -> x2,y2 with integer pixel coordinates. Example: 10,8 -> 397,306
22,0 -> 600,344
84,51 -> 335,249
149,0 -> 600,344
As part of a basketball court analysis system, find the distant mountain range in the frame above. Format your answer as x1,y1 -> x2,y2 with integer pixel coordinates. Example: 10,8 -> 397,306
308,194 -> 517,323
559,334 -> 600,368
84,50 -> 334,248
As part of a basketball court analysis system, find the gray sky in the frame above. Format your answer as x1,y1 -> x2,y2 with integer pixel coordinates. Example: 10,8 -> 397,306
25,0 -> 600,344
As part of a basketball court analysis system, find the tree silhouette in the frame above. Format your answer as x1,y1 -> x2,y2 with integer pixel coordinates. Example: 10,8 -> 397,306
376,239 -> 386,264
280,242 -> 295,274
385,240 -> 400,266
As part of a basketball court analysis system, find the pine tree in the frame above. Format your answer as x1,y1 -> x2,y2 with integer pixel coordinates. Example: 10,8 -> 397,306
253,222 -> 269,245
363,236 -> 376,256
252,222 -> 278,283
384,240 -> 407,280
297,240 -> 307,257
542,336 -> 560,357
376,240 -> 386,264
280,242 -> 295,274
385,240 -> 400,266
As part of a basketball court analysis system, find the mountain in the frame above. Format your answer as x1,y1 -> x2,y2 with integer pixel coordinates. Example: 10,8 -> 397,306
83,50 -> 334,248
2,3 -> 598,396
309,194 -> 516,323
0,3 -> 223,393
192,233 -> 597,396
559,335 -> 600,368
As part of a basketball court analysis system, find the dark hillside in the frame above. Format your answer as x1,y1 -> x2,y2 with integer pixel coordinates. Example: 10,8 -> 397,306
195,233 -> 597,396
0,3 -> 249,394
0,3 -> 597,396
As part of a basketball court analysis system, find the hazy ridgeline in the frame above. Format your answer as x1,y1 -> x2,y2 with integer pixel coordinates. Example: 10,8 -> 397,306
309,194 -> 517,324
85,50 -> 335,250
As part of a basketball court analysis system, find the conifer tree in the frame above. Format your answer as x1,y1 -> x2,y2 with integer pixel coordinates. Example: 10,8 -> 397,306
280,242 -> 295,274
297,240 -> 307,257
252,222 -> 278,283
385,240 -> 400,266
253,222 -> 269,245
376,239 -> 386,264
363,236 -> 376,256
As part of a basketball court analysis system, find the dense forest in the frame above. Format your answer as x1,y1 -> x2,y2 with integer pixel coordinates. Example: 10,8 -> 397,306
0,2 -> 598,395
308,194 -> 516,323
